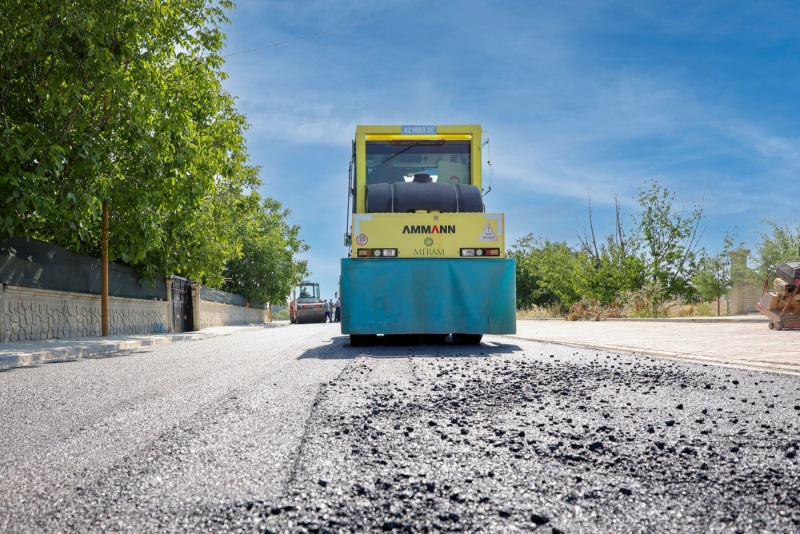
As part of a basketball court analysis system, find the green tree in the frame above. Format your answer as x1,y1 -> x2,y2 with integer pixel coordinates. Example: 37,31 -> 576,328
753,221 -> 800,278
534,239 -> 593,307
222,194 -> 309,305
584,238 -> 647,305
507,234 -> 556,309
577,195 -> 646,305
0,0 -> 256,284
635,180 -> 705,300
512,183 -> 707,312
509,234 -> 591,310
692,237 -> 735,316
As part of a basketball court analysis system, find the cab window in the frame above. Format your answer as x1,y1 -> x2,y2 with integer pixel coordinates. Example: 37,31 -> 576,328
365,141 -> 471,185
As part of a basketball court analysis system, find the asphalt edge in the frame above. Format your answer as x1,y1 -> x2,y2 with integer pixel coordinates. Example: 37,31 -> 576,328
503,334 -> 800,377
0,323 -> 286,371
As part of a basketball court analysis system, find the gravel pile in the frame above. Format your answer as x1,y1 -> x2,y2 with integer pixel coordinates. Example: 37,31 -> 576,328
226,343 -> 800,533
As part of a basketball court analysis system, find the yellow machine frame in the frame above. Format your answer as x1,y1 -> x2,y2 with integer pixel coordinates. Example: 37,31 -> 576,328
349,125 -> 505,260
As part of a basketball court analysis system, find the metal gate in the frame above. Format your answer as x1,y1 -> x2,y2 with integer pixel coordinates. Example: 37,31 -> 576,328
171,276 -> 193,332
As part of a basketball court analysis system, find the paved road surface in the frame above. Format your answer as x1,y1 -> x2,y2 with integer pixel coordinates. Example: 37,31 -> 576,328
1,324 -> 799,532
0,323 -> 347,532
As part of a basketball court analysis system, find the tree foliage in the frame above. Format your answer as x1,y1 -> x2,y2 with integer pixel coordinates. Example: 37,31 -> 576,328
577,195 -> 646,305
507,234 -> 557,309
753,221 -> 800,278
510,231 -> 645,310
509,234 -> 598,310
691,235 -> 737,316
222,194 -> 309,305
635,180 -> 705,299
1,0 -> 306,300
511,181 -> 705,311
2,0 -> 240,277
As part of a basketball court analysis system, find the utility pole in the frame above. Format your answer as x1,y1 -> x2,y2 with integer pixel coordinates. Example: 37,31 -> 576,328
101,200 -> 109,336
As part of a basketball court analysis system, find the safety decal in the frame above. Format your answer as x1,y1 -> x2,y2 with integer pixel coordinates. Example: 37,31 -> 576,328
477,223 -> 499,242
356,234 -> 368,246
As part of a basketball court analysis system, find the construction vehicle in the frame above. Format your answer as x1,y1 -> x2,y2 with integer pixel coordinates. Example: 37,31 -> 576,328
340,124 -> 516,346
755,260 -> 800,330
289,281 -> 326,324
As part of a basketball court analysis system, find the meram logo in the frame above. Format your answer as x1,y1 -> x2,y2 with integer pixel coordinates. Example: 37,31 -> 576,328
414,248 -> 445,256
402,225 -> 456,234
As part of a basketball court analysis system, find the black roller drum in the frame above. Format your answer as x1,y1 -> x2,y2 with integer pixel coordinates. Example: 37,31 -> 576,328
365,182 -> 484,213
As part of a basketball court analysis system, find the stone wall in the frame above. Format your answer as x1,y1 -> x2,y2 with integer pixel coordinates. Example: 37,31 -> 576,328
1,284 -> 168,343
194,299 -> 270,330
727,249 -> 763,315
730,281 -> 763,316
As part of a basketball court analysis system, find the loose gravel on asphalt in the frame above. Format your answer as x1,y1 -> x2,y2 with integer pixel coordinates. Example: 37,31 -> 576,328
1,325 -> 799,533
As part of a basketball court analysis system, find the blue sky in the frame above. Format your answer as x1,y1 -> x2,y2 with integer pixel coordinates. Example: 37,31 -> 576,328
219,0 -> 800,300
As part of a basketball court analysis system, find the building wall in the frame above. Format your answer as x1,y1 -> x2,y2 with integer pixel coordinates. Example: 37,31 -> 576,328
195,299 -> 270,330
1,284 -> 168,343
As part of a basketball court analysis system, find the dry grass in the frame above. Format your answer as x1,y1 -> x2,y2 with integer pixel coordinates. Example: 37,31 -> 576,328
565,299 -> 624,321
517,303 -> 563,319
662,301 -> 724,317
518,296 -> 726,321
693,301 -> 717,316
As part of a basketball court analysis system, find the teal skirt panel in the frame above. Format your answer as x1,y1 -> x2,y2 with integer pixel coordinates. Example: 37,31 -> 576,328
340,258 -> 516,335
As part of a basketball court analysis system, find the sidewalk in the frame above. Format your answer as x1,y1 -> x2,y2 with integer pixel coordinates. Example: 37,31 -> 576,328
0,323 -> 287,371
508,316 -> 800,376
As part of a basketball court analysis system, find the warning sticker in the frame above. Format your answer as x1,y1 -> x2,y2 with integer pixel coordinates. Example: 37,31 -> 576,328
356,234 -> 368,246
477,223 -> 499,242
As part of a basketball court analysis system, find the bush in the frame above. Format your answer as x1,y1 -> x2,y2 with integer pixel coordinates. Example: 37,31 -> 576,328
619,280 -> 683,318
274,309 -> 290,321
753,220 -> 800,277
691,301 -> 715,317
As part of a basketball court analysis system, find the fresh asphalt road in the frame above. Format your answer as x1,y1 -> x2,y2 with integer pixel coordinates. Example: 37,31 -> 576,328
1,324 -> 798,533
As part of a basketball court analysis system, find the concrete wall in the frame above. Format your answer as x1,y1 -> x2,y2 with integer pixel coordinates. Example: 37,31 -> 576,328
1,284 -> 168,343
0,281 -> 270,343
730,282 -> 763,315
194,299 -> 270,330
727,249 -> 762,315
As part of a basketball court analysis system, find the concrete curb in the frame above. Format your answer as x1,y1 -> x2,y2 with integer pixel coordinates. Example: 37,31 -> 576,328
518,316 -> 768,324
0,323 -> 286,371
606,316 -> 768,323
503,334 -> 800,377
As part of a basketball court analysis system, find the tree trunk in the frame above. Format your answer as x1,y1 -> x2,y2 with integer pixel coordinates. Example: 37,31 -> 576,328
101,201 -> 109,336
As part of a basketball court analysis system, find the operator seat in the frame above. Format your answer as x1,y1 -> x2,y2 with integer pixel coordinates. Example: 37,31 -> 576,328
368,164 -> 406,184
